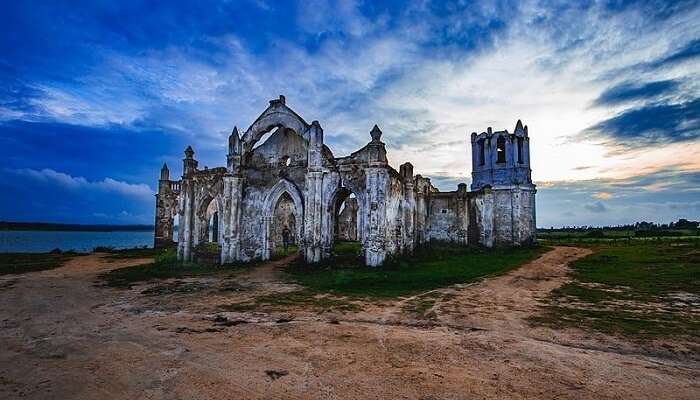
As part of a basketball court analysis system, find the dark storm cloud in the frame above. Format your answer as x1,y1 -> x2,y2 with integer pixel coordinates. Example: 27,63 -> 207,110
650,37 -> 700,68
593,80 -> 679,106
582,98 -> 700,147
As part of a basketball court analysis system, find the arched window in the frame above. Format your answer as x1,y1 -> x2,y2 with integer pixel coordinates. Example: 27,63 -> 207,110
517,137 -> 524,164
478,139 -> 485,166
496,136 -> 506,164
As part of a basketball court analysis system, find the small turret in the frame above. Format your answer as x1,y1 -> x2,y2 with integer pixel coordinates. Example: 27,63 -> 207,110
515,119 -> 524,133
307,120 -> 324,170
160,163 -> 170,181
367,125 -> 387,165
183,146 -> 198,175
399,162 -> 413,182
227,126 -> 243,172
370,124 -> 383,142
228,126 -> 241,155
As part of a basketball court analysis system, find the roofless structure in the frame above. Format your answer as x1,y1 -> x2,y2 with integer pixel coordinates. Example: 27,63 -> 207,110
155,96 -> 536,266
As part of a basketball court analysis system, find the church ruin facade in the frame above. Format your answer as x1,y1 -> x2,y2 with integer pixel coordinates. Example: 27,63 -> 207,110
154,96 -> 536,266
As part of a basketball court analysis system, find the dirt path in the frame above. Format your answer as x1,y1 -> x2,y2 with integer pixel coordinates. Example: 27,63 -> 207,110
0,247 -> 698,399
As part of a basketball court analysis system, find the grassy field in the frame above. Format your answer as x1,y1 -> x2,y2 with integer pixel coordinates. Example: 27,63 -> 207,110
98,246 -> 162,260
538,229 -> 700,246
530,242 -> 700,340
286,241 -> 548,298
99,248 -> 255,288
0,251 -> 77,275
271,244 -> 299,260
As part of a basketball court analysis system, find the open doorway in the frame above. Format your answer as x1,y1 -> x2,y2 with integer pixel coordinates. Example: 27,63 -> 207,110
331,189 -> 362,264
271,192 -> 299,259
172,213 -> 180,243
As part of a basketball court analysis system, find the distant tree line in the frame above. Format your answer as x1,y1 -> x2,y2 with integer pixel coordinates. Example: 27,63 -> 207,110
0,221 -> 154,232
539,219 -> 700,238
541,218 -> 699,231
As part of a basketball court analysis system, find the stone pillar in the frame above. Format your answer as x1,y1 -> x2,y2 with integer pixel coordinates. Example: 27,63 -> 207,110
221,174 -> 243,264
177,146 -> 197,262
262,215 -> 273,260
400,162 -> 415,254
457,183 -> 469,245
304,121 -> 324,263
364,125 -> 390,267
365,168 -> 389,266
177,179 -> 195,261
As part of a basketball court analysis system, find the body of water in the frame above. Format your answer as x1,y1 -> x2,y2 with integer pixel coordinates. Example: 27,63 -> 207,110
0,230 -> 156,253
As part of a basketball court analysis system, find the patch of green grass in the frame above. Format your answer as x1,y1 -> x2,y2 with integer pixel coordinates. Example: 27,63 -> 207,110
99,248 -> 255,288
101,247 -> 161,260
532,243 -> 700,340
0,252 -> 77,275
271,244 -> 299,260
219,289 -> 362,313
401,291 -> 447,319
286,242 -> 548,298
569,245 -> 699,297
530,307 -> 700,339
333,241 -> 362,255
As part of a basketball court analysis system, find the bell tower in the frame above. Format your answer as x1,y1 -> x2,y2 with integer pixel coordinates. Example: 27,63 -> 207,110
470,120 -> 536,245
470,120 -> 532,190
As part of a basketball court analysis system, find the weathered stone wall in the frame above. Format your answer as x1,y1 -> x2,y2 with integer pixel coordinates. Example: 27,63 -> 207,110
425,193 -> 467,243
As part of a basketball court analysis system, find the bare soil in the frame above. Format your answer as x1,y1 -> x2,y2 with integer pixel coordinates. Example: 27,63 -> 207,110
0,247 -> 698,399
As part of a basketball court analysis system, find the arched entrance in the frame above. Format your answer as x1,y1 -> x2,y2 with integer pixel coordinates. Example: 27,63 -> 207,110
262,179 -> 304,261
327,179 -> 366,264
205,200 -> 220,243
271,192 -> 298,258
195,195 -> 223,263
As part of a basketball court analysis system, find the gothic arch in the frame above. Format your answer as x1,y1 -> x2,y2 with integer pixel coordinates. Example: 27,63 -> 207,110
261,179 -> 305,260
325,173 -> 367,255
195,193 -> 224,245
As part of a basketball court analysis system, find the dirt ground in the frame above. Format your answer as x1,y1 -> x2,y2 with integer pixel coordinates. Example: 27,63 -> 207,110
0,247 -> 698,399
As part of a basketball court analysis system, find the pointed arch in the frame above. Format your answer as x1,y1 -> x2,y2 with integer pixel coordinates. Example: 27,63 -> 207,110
195,193 -> 224,245
261,179 -> 305,260
324,173 -> 367,258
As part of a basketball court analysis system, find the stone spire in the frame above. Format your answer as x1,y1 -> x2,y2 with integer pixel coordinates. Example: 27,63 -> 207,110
184,145 -> 194,159
183,145 -> 197,175
228,126 -> 241,155
367,125 -> 387,165
514,119 -> 524,133
370,124 -> 382,142
160,163 -> 170,181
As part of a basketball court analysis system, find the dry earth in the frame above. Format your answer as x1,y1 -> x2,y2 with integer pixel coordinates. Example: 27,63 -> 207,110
0,247 -> 698,399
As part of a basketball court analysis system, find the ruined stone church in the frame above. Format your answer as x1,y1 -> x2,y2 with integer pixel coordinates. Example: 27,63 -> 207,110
154,96 -> 537,266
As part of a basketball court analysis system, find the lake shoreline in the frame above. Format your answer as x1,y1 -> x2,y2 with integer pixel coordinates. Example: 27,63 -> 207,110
0,230 -> 156,253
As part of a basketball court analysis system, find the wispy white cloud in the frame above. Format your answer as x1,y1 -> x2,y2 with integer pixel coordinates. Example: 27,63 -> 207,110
8,168 -> 153,201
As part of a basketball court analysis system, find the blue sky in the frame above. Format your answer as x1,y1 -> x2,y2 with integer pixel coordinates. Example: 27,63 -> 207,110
1,0 -> 699,227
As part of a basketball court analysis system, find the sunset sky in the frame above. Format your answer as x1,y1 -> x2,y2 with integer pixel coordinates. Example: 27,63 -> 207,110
1,0 -> 699,227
